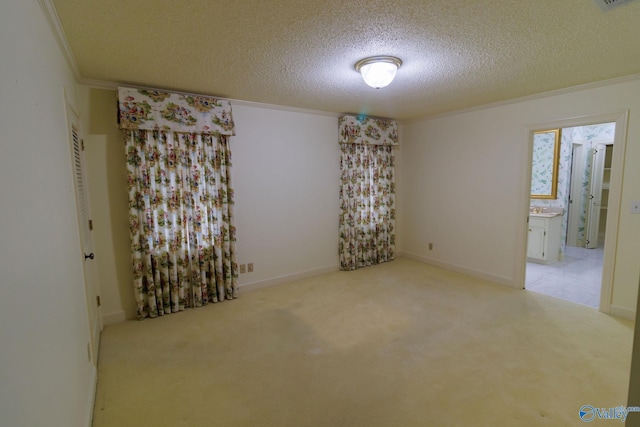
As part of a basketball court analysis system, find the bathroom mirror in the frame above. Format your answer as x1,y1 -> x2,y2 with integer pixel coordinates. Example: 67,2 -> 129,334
531,128 -> 561,199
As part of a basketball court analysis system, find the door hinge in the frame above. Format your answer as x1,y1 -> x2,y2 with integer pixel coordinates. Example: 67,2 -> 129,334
96,296 -> 101,307
88,219 -> 93,231
81,139 -> 85,151
544,231 -> 546,236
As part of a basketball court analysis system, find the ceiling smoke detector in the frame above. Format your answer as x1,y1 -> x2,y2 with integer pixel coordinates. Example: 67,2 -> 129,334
593,0 -> 635,11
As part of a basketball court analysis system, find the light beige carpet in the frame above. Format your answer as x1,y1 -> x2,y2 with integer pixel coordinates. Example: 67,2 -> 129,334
92,258 -> 633,426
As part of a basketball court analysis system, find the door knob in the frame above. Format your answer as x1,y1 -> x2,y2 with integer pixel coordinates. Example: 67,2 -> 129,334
84,253 -> 95,260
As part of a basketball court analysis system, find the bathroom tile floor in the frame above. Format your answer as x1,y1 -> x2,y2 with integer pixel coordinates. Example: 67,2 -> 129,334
525,245 -> 604,308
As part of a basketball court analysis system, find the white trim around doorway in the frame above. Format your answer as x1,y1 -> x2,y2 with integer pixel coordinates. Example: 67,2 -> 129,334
519,110 -> 629,316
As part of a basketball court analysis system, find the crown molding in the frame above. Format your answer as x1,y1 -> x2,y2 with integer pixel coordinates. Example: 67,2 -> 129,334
77,77 -> 119,90
80,72 -> 640,125
78,78 -> 339,118
38,0 -> 80,78
402,72 -> 640,125
229,98 -> 338,118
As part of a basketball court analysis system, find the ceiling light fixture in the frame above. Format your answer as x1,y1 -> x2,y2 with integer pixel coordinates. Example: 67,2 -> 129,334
355,56 -> 402,89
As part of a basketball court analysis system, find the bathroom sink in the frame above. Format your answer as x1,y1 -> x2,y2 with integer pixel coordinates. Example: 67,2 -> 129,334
529,212 -> 561,217
529,207 -> 563,218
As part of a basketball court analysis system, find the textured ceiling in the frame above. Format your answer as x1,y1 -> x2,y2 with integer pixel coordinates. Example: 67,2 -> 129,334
51,0 -> 640,121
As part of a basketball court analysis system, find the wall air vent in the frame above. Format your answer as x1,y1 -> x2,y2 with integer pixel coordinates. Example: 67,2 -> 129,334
594,0 -> 635,11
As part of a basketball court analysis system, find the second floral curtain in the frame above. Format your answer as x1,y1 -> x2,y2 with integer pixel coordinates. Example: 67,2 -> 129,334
339,115 -> 397,271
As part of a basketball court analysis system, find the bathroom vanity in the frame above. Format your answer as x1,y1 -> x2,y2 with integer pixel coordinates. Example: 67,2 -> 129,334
527,210 -> 562,264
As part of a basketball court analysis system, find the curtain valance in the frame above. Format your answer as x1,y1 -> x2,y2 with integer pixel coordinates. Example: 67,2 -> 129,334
338,115 -> 398,146
117,87 -> 235,135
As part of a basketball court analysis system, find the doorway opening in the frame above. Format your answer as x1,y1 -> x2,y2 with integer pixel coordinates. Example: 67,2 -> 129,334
523,117 -> 624,311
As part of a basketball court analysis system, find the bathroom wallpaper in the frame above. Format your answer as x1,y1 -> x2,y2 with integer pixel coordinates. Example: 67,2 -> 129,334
530,131 -> 558,196
530,123 -> 615,255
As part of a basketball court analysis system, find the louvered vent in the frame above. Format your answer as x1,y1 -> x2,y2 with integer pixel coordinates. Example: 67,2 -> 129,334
71,125 -> 91,245
594,0 -> 635,11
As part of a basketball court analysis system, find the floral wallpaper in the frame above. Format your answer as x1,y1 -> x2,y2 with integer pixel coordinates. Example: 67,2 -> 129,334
530,131 -> 558,196
530,122 -> 615,254
117,87 -> 235,135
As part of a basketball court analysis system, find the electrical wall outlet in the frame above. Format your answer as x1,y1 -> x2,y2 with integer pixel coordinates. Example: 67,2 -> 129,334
240,264 -> 246,274
248,263 -> 254,273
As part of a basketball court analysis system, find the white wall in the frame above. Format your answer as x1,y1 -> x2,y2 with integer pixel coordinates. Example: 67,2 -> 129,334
82,96 -> 341,319
0,1 -> 95,426
397,78 -> 640,317
232,104 -> 340,287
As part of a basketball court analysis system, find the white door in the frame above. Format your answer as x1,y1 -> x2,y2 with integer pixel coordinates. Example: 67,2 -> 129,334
566,144 -> 584,247
586,144 -> 606,249
67,104 -> 102,366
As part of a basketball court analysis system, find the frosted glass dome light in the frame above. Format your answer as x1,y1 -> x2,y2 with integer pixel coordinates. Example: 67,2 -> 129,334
355,56 -> 402,89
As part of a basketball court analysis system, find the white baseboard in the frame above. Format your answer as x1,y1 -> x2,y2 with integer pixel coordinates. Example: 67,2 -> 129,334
398,252 -> 519,289
609,305 -> 636,321
240,265 -> 339,292
102,310 -> 126,325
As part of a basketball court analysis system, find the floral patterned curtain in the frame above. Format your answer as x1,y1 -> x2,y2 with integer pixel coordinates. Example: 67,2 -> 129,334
118,87 -> 238,319
339,115 -> 397,271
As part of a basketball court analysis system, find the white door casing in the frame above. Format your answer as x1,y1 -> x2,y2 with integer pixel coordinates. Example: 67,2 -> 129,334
521,111 -> 628,315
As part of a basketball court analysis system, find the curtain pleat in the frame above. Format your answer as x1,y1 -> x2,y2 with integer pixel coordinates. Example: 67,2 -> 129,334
126,129 -> 238,319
